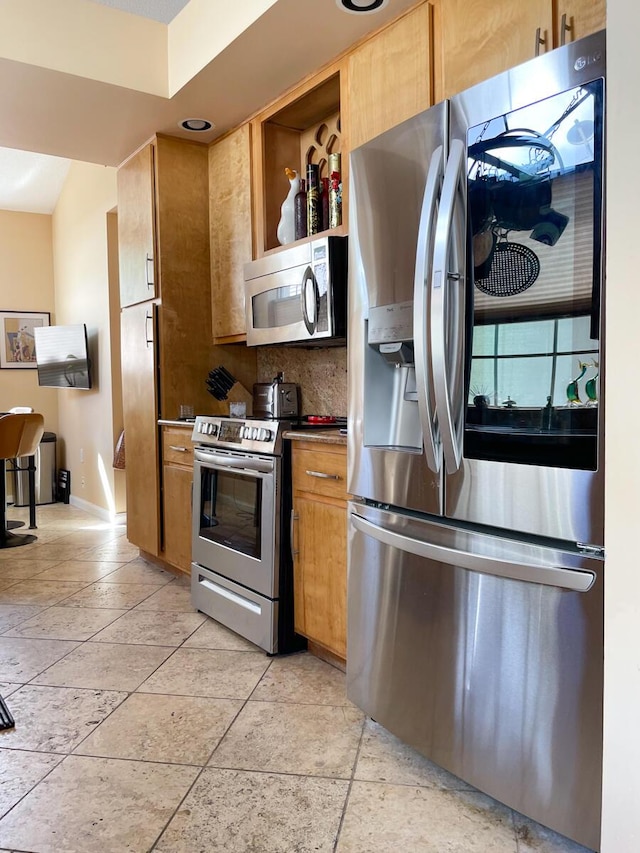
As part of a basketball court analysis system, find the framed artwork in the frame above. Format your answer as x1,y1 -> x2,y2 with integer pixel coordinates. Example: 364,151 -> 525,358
0,311 -> 50,369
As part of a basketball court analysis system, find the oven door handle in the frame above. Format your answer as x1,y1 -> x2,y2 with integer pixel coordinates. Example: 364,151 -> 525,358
194,451 -> 274,475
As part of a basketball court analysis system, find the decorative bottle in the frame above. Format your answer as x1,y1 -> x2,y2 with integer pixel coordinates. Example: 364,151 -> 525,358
306,164 -> 320,237
321,176 -> 330,232
329,152 -> 342,229
294,179 -> 307,241
276,167 -> 299,246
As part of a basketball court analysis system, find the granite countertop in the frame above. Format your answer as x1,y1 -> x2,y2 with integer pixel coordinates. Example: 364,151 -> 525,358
283,428 -> 347,446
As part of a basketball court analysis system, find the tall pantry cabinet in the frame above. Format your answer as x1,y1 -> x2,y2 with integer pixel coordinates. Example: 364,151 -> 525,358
118,135 -> 212,558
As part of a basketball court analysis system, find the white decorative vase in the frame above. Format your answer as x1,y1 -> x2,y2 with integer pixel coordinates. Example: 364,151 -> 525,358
276,168 -> 300,245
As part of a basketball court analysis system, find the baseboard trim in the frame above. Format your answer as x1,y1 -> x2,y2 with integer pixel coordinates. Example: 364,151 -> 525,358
69,495 -> 126,525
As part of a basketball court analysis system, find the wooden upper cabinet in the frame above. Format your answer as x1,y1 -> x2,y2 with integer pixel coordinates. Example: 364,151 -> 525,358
441,0 -> 553,97
209,124 -> 253,343
555,0 -> 605,46
347,2 -> 434,151
117,144 -> 156,308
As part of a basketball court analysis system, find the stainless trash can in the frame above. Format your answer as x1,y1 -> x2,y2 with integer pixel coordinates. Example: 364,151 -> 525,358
14,431 -> 57,506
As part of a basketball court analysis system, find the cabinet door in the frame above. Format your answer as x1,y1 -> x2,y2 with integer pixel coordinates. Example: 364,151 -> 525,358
121,302 -> 160,555
162,463 -> 193,574
347,2 -> 433,151
441,0 -> 553,97
294,495 -> 347,659
555,0 -> 605,46
210,124 -> 253,343
117,144 -> 156,307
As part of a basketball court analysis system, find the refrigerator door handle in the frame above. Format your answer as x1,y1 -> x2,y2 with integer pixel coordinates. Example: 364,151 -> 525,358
413,145 -> 444,473
351,513 -> 596,592
430,138 -> 466,474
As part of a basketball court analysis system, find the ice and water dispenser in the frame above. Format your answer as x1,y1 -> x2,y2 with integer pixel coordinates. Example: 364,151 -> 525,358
364,301 -> 422,452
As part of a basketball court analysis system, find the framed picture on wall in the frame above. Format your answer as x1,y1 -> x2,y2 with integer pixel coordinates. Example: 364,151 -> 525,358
0,311 -> 50,369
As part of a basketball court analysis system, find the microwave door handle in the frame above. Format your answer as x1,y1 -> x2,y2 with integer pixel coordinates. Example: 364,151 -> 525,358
430,138 -> 466,475
413,145 -> 444,473
301,265 -> 318,335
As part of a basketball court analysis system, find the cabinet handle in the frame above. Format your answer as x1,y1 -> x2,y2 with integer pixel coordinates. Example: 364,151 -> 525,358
560,13 -> 573,46
146,253 -> 155,289
169,445 -> 189,452
145,311 -> 154,348
290,510 -> 299,559
534,27 -> 546,56
305,469 -> 341,480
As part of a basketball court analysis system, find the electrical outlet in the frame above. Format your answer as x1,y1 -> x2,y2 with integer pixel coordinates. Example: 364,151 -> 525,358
81,476 -> 86,488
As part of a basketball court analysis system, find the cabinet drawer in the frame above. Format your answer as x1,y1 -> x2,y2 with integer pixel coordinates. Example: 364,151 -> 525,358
292,448 -> 347,501
162,427 -> 194,467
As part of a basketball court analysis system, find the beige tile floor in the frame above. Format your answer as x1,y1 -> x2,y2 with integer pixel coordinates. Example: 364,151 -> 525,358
0,503 -> 596,853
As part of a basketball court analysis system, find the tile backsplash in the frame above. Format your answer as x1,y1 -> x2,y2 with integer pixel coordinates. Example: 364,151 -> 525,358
257,346 -> 347,416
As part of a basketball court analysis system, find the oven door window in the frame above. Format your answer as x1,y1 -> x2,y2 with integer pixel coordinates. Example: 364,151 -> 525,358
198,466 -> 262,559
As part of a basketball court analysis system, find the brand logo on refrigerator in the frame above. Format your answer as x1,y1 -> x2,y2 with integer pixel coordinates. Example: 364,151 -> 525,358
574,51 -> 602,71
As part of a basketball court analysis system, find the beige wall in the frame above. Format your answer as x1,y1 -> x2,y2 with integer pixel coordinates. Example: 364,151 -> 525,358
0,210 -> 58,429
602,5 -> 640,851
52,160 -> 123,516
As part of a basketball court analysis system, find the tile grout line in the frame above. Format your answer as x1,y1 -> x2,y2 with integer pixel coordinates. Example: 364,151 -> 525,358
332,714 -> 367,852
147,655 -> 276,851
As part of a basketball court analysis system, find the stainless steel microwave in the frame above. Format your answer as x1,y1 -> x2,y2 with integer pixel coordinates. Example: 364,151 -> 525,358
244,235 -> 347,346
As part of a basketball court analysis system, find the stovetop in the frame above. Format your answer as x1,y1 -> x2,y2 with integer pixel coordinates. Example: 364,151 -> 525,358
191,415 -> 346,456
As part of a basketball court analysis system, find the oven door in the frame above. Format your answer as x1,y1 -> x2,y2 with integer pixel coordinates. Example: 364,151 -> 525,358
192,447 -> 278,598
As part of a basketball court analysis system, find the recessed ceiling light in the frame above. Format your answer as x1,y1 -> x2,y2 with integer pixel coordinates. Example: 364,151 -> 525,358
335,0 -> 389,13
180,118 -> 214,132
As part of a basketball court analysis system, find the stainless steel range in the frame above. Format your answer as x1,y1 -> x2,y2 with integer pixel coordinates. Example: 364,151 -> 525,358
190,415 -> 304,654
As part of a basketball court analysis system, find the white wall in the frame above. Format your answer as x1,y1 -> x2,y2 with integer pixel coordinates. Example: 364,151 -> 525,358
52,161 -> 123,517
0,210 -> 58,429
601,3 -> 640,851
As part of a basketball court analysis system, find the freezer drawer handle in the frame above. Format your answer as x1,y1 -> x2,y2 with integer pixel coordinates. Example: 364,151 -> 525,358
351,513 -> 595,592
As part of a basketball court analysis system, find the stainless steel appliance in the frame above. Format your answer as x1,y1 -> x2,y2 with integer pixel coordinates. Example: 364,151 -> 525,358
253,373 -> 299,419
244,235 -> 348,346
191,415 -> 303,654
348,32 -> 605,851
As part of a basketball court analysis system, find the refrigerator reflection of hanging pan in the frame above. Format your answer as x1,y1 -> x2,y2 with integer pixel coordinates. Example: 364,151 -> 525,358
347,31 -> 605,853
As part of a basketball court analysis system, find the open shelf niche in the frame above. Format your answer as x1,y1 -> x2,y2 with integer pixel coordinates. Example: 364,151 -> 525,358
253,64 -> 347,257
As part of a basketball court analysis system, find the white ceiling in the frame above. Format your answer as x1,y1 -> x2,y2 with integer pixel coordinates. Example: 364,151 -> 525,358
0,0 -> 417,214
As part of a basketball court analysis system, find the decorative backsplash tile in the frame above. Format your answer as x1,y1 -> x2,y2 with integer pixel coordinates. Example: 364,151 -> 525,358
257,346 -> 347,416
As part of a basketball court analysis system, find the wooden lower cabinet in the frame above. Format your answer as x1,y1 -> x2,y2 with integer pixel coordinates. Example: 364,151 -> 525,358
291,441 -> 348,662
161,426 -> 194,575
121,302 -> 161,556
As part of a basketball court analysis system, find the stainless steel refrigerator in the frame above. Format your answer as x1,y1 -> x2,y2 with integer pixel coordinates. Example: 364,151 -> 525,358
347,32 -> 605,851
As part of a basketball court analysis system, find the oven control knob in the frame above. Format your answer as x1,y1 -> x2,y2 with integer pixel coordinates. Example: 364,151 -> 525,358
258,428 -> 270,441
210,424 -> 218,436
252,427 -> 260,440
206,423 -> 215,435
